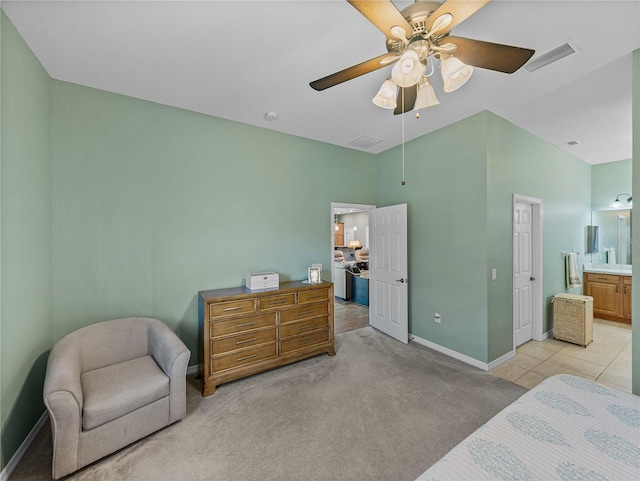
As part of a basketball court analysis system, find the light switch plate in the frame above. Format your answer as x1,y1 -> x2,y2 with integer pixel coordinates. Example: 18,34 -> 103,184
491,268 -> 497,281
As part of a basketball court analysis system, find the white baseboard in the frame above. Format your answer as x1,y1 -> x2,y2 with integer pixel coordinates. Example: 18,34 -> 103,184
487,349 -> 516,371
409,333 -> 491,371
186,364 -> 201,376
0,411 -> 48,481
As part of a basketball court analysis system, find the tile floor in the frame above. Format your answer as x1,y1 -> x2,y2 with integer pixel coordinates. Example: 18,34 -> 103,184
490,319 -> 633,392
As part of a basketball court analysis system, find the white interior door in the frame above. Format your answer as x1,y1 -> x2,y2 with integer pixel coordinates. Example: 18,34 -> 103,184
369,204 -> 408,344
514,201 -> 534,346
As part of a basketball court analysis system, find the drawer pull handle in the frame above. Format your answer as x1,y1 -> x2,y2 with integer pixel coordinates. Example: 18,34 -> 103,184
236,321 -> 256,328
224,306 -> 244,312
299,338 -> 315,345
299,310 -> 314,315
597,277 -> 608,280
307,295 -> 322,299
269,299 -> 288,305
236,338 -> 257,345
236,354 -> 257,362
299,324 -> 314,330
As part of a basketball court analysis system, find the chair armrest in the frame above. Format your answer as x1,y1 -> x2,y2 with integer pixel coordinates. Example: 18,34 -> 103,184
43,338 -> 84,479
148,320 -> 191,423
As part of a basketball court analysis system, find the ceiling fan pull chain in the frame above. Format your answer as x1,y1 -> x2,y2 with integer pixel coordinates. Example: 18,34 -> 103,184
401,87 -> 406,186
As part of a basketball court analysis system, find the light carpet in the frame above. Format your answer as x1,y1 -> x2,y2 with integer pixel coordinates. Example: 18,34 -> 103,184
11,327 -> 526,481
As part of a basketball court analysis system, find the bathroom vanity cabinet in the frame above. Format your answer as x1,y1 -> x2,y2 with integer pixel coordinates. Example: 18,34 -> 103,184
584,273 -> 632,324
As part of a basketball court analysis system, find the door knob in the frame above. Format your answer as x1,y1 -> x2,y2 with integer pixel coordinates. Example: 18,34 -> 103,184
396,278 -> 406,283
530,277 -> 536,281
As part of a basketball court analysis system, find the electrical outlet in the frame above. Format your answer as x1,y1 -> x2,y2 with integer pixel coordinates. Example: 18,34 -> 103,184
312,263 -> 322,271
434,312 -> 441,323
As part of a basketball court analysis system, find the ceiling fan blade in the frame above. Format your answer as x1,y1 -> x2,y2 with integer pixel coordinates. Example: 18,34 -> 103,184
439,36 -> 535,73
393,85 -> 417,115
426,0 -> 490,33
348,0 -> 413,40
310,53 -> 399,91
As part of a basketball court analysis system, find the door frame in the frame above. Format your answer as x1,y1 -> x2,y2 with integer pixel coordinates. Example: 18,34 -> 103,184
330,202 -> 376,284
512,194 -> 544,346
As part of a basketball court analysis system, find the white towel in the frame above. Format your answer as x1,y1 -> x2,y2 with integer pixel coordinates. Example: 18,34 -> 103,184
605,247 -> 616,264
566,252 -> 581,288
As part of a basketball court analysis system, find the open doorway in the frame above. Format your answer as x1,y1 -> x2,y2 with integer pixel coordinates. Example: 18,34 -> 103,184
331,202 -> 375,334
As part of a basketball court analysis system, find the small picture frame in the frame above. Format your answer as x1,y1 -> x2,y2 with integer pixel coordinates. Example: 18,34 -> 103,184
307,267 -> 321,284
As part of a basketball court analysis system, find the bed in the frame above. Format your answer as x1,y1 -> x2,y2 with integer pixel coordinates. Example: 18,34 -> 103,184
416,374 -> 639,480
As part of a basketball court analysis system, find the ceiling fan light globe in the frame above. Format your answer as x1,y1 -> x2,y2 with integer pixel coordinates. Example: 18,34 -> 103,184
391,50 -> 423,87
372,78 -> 398,109
414,77 -> 439,110
441,56 -> 473,92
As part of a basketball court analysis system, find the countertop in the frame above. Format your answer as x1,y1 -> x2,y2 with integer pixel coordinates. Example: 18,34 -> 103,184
583,263 -> 632,277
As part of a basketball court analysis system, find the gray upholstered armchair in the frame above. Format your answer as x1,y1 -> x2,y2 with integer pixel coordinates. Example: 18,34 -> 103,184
43,317 -> 190,479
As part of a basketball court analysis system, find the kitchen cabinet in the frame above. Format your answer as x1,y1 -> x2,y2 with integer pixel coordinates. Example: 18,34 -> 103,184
334,223 -> 344,247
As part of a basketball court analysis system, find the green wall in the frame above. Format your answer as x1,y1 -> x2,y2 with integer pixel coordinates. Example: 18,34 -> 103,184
51,80 -> 377,359
376,111 -> 592,364
0,12 -> 53,468
591,159 -> 632,211
632,48 -> 639,395
376,113 -> 491,362
486,114 -> 592,360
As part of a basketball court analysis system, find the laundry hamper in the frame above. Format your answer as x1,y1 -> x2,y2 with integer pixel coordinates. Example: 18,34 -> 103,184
552,293 -> 593,347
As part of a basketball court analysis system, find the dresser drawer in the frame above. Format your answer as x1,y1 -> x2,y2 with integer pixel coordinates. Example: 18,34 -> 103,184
280,303 -> 328,323
280,316 -> 329,339
281,330 -> 329,354
209,299 -> 255,319
211,343 -> 277,372
259,293 -> 295,310
623,276 -> 632,286
298,288 -> 330,304
585,273 -> 619,284
210,312 -> 276,338
211,327 -> 276,354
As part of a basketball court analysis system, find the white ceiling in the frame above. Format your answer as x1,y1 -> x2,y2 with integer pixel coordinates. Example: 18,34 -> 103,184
3,0 -> 639,165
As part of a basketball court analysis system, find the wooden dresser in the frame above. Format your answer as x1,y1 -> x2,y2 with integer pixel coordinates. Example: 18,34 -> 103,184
198,281 -> 335,396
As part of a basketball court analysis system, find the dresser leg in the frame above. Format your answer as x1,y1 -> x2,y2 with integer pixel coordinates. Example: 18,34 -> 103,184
327,346 -> 336,356
202,382 -> 217,397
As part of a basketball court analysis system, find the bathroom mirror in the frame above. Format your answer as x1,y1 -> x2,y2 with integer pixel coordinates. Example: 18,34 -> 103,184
590,209 -> 632,264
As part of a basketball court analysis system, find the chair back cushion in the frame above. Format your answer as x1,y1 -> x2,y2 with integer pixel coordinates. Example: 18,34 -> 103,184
68,318 -> 156,372
81,355 -> 169,430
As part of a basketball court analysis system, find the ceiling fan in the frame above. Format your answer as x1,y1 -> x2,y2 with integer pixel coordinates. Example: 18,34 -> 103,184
310,0 -> 535,116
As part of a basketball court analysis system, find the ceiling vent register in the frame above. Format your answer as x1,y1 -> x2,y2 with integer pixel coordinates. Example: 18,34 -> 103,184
348,135 -> 384,149
524,41 -> 580,73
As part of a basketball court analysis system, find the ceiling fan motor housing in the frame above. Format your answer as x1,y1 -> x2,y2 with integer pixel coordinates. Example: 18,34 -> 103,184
385,1 -> 446,58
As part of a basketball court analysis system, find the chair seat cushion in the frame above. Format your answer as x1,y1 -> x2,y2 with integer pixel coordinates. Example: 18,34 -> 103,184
81,355 -> 169,430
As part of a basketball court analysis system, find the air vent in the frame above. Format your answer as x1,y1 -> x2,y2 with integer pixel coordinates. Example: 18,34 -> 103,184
348,135 -> 383,149
524,40 -> 581,73
566,140 -> 580,146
